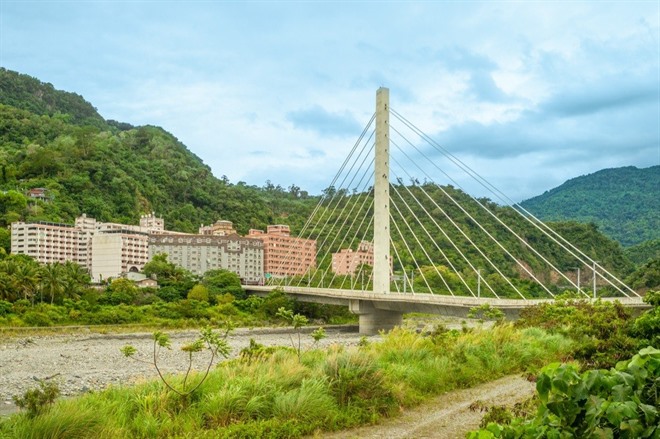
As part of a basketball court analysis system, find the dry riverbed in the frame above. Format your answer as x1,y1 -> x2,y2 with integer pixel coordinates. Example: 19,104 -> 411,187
1,317 -> 510,438
0,325 -> 366,416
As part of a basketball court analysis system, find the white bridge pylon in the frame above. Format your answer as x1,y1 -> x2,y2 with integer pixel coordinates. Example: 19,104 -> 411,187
264,88 -> 643,333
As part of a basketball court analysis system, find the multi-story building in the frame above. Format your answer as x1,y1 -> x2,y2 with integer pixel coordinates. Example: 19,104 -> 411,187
149,232 -> 263,284
10,221 -> 86,266
10,212 -> 166,282
91,230 -> 150,283
199,220 -> 236,236
332,241 -> 374,275
248,225 -> 316,278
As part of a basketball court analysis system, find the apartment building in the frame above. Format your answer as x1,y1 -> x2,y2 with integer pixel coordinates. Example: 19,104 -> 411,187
331,240 -> 374,275
10,221 -> 86,266
91,230 -> 150,283
10,213 -> 165,282
149,232 -> 263,284
248,225 -> 316,278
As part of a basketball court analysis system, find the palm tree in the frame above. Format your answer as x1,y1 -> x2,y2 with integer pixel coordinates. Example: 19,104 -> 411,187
0,258 -> 19,302
40,262 -> 65,305
14,263 -> 40,304
62,261 -> 90,300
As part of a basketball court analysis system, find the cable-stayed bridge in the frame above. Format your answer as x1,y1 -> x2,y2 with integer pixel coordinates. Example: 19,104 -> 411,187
245,88 -> 648,334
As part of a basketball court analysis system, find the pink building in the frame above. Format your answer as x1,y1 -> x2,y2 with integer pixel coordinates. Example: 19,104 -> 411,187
332,241 -> 374,276
248,225 -> 316,278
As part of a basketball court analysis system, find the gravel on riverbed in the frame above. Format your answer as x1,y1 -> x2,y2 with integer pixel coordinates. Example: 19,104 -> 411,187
0,325 -> 371,416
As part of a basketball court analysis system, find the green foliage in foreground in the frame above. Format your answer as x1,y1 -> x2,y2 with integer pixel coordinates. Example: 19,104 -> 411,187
468,346 -> 659,439
0,324 -> 572,438
122,326 -> 232,397
11,381 -> 60,418
515,297 -> 642,369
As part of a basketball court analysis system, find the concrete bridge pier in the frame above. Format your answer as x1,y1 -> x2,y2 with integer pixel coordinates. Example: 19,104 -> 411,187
350,299 -> 403,335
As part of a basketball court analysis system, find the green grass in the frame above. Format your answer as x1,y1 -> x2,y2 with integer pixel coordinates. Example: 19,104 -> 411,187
0,323 -> 572,438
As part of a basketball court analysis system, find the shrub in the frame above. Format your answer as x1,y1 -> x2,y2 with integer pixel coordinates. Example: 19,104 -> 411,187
11,299 -> 31,314
188,284 -> 210,302
82,306 -> 133,324
157,286 -> 184,302
13,380 -> 60,417
632,290 -> 660,348
0,299 -> 13,316
468,347 -> 660,438
176,299 -> 211,319
22,311 -> 53,327
516,299 -> 638,369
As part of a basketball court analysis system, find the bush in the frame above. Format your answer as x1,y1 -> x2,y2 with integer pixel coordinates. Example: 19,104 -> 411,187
176,300 -> 211,320
188,284 -> 210,302
11,299 -> 31,314
82,306 -> 134,325
516,299 -> 638,368
632,290 -> 660,348
468,347 -> 660,438
157,286 -> 185,303
22,311 -> 53,327
259,290 -> 295,319
13,380 -> 60,417
0,300 -> 12,316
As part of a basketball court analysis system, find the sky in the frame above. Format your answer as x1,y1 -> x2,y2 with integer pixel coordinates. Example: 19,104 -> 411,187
1,1 -> 658,202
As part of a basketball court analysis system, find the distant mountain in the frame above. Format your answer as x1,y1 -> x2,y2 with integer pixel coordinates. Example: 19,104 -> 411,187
520,166 -> 660,247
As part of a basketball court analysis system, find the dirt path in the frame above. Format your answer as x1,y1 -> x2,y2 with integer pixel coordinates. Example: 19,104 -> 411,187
318,374 -> 535,439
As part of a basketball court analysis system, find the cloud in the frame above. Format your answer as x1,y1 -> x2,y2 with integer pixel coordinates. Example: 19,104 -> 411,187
540,79 -> 659,117
468,71 -> 511,102
286,105 -> 362,137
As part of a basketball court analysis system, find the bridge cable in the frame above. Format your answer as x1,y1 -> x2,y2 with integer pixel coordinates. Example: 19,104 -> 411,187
391,109 -> 637,298
389,205 -> 436,295
390,166 -> 476,297
271,113 -> 375,286
390,167 -> 496,298
391,127 -> 570,297
391,144 -> 524,299
389,190 -> 455,296
306,153 -> 375,289
389,235 -> 404,293
318,182 -> 375,289
274,123 -> 375,286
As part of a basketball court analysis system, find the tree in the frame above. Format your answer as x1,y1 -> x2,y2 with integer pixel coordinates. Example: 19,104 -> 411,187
201,269 -> 244,299
40,262 -> 65,304
61,261 -> 90,300
14,262 -> 39,303
187,284 -> 209,302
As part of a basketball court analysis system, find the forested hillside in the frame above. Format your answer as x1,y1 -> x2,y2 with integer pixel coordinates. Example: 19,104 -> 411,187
0,68 -> 317,239
520,166 -> 659,247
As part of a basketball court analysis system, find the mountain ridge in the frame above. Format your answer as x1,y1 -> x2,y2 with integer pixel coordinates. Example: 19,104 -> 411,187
520,165 -> 659,247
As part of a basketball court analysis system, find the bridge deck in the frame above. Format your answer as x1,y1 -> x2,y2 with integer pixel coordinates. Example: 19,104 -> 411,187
245,285 -> 648,312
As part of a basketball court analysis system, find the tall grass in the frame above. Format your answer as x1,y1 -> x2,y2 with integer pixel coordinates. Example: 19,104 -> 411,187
0,323 -> 572,438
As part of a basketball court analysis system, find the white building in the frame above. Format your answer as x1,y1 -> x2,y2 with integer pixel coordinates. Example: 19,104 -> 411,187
91,230 -> 150,283
11,213 -> 165,282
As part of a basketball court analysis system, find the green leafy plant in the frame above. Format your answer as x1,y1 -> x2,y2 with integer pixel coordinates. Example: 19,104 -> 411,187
121,325 -> 231,396
468,304 -> 505,323
13,380 -> 60,418
468,346 -> 660,438
311,327 -> 327,346
276,307 -> 309,361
